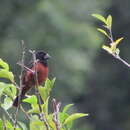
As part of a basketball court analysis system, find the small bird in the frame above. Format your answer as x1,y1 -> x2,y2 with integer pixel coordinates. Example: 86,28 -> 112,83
13,51 -> 51,107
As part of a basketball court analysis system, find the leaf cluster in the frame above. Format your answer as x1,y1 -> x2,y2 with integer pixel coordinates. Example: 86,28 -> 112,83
0,59 -> 88,129
92,14 -> 123,56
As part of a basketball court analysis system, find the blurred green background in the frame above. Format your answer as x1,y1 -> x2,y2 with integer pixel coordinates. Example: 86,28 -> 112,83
1,0 -> 130,130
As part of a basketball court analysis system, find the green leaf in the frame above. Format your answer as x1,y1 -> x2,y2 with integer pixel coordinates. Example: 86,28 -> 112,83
106,15 -> 112,29
9,84 -> 16,98
115,37 -> 124,45
39,78 -> 56,102
110,38 -> 123,54
0,59 -> 9,70
0,82 -> 7,96
102,45 -> 112,54
38,86 -> 48,102
51,78 -> 56,87
4,84 -> 16,99
5,120 -> 13,129
0,69 -> 14,82
59,112 -> 73,129
30,115 -> 45,130
0,83 -> 16,99
23,95 -> 37,104
92,14 -> 107,24
42,97 -> 49,116
0,119 -> 4,130
97,28 -> 109,37
44,78 -> 56,92
63,104 -> 74,113
28,104 -> 39,114
18,121 -> 27,130
1,96 -> 13,110
28,103 -> 48,114
47,114 -> 56,129
110,41 -> 121,53
63,113 -> 89,125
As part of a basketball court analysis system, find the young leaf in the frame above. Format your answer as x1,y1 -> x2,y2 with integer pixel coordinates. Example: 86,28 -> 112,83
38,86 -> 48,102
5,120 -> 13,129
44,78 -> 56,92
106,15 -> 112,29
42,97 -> 49,116
23,95 -> 37,104
51,78 -> 56,87
92,14 -> 107,24
30,115 -> 45,130
0,119 -> 3,130
0,69 -> 14,82
46,114 -> 56,129
97,28 -> 109,37
28,104 -> 39,114
0,82 -> 7,96
102,45 -> 112,54
115,48 -> 120,55
9,84 -> 16,98
63,113 -> 88,125
59,112 -> 73,129
1,96 -> 13,110
110,39 -> 123,53
4,84 -> 16,99
39,78 -> 56,102
63,104 -> 74,113
115,37 -> 124,45
18,121 -> 27,130
0,59 -> 9,70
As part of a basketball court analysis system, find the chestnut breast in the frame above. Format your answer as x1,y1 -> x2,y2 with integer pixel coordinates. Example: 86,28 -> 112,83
23,62 -> 48,86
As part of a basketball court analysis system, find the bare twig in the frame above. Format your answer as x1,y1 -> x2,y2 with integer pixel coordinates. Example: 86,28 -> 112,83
11,81 -> 20,90
112,54 -> 130,68
52,99 -> 61,130
30,50 -> 50,130
108,27 -> 114,43
14,40 -> 25,130
17,62 -> 34,73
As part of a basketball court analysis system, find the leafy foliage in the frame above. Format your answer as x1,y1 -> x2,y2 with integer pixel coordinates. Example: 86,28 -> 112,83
0,59 -> 88,129
92,14 -> 124,56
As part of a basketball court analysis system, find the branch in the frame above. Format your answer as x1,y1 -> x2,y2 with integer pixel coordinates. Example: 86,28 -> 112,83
29,50 -> 50,130
112,54 -> 130,68
52,99 -> 61,130
14,40 -> 25,130
17,62 -> 34,73
107,27 -> 130,68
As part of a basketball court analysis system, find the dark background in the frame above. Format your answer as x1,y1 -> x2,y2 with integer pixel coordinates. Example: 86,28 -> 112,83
0,0 -> 130,130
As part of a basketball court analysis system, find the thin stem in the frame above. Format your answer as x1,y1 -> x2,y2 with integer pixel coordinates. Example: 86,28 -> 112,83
17,62 -> 34,73
109,27 -> 114,43
112,54 -> 130,68
30,50 -> 50,130
52,99 -> 61,130
14,40 -> 25,130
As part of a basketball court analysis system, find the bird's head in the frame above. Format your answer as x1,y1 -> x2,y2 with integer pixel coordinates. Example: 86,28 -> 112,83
36,51 -> 51,65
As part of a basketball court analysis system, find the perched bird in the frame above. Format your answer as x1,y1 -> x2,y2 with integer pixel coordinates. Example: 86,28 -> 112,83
13,51 -> 51,107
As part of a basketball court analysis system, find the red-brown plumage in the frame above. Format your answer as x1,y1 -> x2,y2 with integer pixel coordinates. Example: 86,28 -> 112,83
13,51 -> 50,107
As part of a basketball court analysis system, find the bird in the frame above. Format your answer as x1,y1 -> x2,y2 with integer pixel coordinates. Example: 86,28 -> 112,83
13,51 -> 51,107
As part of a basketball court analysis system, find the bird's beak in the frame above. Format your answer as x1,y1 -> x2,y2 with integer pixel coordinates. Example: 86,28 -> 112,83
44,53 -> 51,59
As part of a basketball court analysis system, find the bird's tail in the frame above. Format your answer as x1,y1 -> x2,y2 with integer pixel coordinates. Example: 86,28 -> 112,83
13,95 -> 24,107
